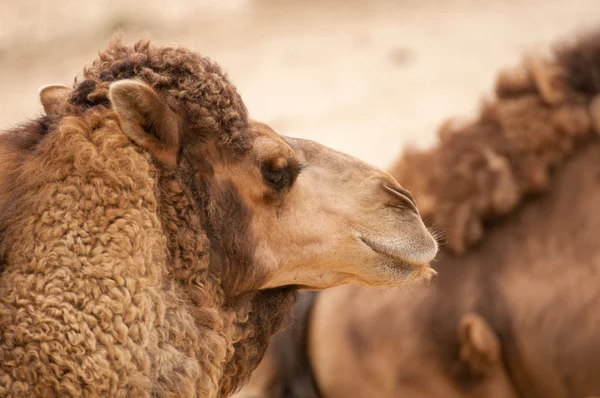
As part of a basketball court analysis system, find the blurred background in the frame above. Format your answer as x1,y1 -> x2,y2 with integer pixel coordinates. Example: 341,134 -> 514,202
0,0 -> 598,168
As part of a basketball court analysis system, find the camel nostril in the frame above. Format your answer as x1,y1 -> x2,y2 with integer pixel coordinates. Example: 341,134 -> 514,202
384,185 -> 419,215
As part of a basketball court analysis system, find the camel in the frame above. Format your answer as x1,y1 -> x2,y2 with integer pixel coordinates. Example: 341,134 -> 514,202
233,29 -> 600,398
0,38 -> 438,397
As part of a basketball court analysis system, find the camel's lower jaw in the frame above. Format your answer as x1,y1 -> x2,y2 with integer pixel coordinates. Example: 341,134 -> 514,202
386,260 -> 436,285
350,262 -> 434,289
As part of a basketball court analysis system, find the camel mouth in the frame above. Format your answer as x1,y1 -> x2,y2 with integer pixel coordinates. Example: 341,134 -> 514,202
358,235 -> 433,272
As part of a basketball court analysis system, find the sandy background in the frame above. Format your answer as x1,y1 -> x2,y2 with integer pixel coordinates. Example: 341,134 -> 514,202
0,0 -> 598,168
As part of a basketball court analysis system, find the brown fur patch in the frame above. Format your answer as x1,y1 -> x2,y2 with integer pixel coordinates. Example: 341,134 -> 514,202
415,31 -> 600,387
390,31 -> 600,254
0,116 -> 58,266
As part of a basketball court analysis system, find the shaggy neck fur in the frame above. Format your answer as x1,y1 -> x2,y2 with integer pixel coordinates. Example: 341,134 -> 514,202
391,30 -> 600,254
0,110 -> 294,397
0,37 -> 298,398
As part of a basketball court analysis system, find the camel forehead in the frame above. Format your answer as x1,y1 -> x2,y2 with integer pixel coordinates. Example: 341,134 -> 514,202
249,121 -> 282,142
248,121 -> 376,175
286,137 -> 382,179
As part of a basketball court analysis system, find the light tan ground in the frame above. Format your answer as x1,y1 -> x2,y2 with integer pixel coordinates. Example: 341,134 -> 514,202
0,0 -> 598,168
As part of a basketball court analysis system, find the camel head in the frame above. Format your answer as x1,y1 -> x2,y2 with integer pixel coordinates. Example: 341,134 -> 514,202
40,78 -> 437,295
241,123 -> 439,291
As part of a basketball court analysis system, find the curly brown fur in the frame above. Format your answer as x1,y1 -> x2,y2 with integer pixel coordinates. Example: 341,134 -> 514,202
70,38 -> 250,155
390,30 -> 600,254
231,292 -> 320,398
0,115 -> 60,267
0,38 -> 295,398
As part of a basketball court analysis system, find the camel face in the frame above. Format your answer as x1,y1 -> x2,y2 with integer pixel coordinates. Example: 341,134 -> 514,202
212,122 -> 438,291
102,80 -> 437,294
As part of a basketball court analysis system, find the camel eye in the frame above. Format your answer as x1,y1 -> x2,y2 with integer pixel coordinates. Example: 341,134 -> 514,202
260,158 -> 303,193
261,163 -> 286,191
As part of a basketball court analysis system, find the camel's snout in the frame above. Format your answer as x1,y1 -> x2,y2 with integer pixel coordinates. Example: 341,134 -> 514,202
405,224 -> 439,265
356,177 -> 438,277
382,181 -> 438,266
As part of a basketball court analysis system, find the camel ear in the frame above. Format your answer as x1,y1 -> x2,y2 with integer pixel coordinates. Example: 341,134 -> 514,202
109,80 -> 180,166
39,84 -> 72,116
458,313 -> 500,374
